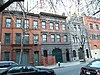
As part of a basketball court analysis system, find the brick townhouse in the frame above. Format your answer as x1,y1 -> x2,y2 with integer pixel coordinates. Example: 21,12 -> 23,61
1,11 -> 71,65
84,16 -> 100,50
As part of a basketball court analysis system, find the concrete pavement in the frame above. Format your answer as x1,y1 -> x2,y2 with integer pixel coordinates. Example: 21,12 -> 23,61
36,61 -> 83,69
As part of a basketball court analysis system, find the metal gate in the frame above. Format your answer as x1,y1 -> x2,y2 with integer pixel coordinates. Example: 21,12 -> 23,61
52,48 -> 63,63
16,51 -> 29,64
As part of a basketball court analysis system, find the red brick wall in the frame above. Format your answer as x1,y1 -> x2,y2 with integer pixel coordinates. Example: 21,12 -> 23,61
84,16 -> 100,50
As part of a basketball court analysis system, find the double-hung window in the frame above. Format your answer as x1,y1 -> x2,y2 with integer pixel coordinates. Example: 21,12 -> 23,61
50,22 -> 54,30
16,33 -> 21,44
5,18 -> 11,28
23,34 -> 29,44
4,33 -> 11,44
33,21 -> 38,29
34,35 -> 38,44
42,34 -> 47,43
90,23 -> 93,29
64,35 -> 68,42
57,35 -> 60,42
24,19 -> 29,28
16,19 -> 22,28
62,24 -> 66,30
51,34 -> 55,43
55,23 -> 59,30
96,24 -> 99,30
42,21 -> 46,29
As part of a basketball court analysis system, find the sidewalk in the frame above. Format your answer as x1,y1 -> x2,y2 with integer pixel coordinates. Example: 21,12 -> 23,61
36,61 -> 82,69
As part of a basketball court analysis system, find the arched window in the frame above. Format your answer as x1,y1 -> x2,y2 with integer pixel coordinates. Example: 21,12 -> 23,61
73,50 -> 76,57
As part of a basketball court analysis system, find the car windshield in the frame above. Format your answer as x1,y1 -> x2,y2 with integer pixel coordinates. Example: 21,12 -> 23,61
87,61 -> 100,68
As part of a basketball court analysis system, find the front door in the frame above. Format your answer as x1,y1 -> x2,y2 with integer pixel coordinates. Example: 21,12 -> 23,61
52,48 -> 63,63
34,51 -> 39,66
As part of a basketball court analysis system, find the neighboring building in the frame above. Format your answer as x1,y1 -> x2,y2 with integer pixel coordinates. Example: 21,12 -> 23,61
84,16 -> 100,59
1,11 -> 70,65
68,14 -> 90,61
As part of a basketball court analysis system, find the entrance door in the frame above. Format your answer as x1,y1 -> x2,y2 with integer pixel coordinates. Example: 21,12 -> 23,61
34,51 -> 39,66
66,49 -> 70,61
16,51 -> 29,64
52,48 -> 63,63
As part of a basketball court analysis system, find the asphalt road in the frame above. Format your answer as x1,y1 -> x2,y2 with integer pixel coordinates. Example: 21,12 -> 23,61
54,63 -> 87,75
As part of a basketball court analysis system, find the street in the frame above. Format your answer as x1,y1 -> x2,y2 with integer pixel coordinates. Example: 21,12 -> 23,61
54,63 -> 86,75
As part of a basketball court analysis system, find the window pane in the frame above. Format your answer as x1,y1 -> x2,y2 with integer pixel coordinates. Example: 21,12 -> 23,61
5,33 -> 10,44
5,18 -> 11,28
50,22 -> 54,30
57,35 -> 60,42
90,23 -> 93,29
23,34 -> 29,44
16,19 -> 21,28
42,21 -> 46,29
16,33 -> 21,44
55,23 -> 59,30
34,35 -> 38,44
64,35 -> 68,42
42,34 -> 47,43
51,35 -> 55,43
33,21 -> 38,29
96,24 -> 99,30
62,24 -> 66,30
24,19 -> 29,28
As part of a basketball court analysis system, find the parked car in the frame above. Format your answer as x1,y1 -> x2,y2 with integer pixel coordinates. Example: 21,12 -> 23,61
0,61 -> 18,73
80,59 -> 100,75
0,65 -> 56,75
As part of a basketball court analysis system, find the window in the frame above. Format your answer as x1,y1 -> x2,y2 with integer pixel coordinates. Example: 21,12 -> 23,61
96,24 -> 99,30
90,23 -> 93,29
78,25 -> 80,29
42,34 -> 47,43
74,25 -> 77,31
50,22 -> 54,30
55,23 -> 59,30
4,33 -> 10,44
62,24 -> 66,30
43,50 -> 48,57
73,50 -> 76,57
56,35 -> 60,42
4,52 -> 10,61
91,34 -> 96,39
34,35 -> 38,44
51,34 -> 55,43
24,19 -> 29,28
73,35 -> 75,43
5,18 -> 11,28
42,21 -> 46,29
16,19 -> 21,28
33,21 -> 38,29
64,35 -> 68,42
97,34 -> 99,40
16,33 -> 21,44
23,34 -> 29,44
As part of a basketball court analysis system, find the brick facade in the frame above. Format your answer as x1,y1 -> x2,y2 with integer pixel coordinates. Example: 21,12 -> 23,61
84,16 -> 100,50
1,11 -> 70,65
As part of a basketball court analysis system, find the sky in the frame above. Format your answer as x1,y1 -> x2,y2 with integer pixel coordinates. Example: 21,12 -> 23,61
4,0 -> 91,18
4,0 -> 79,16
